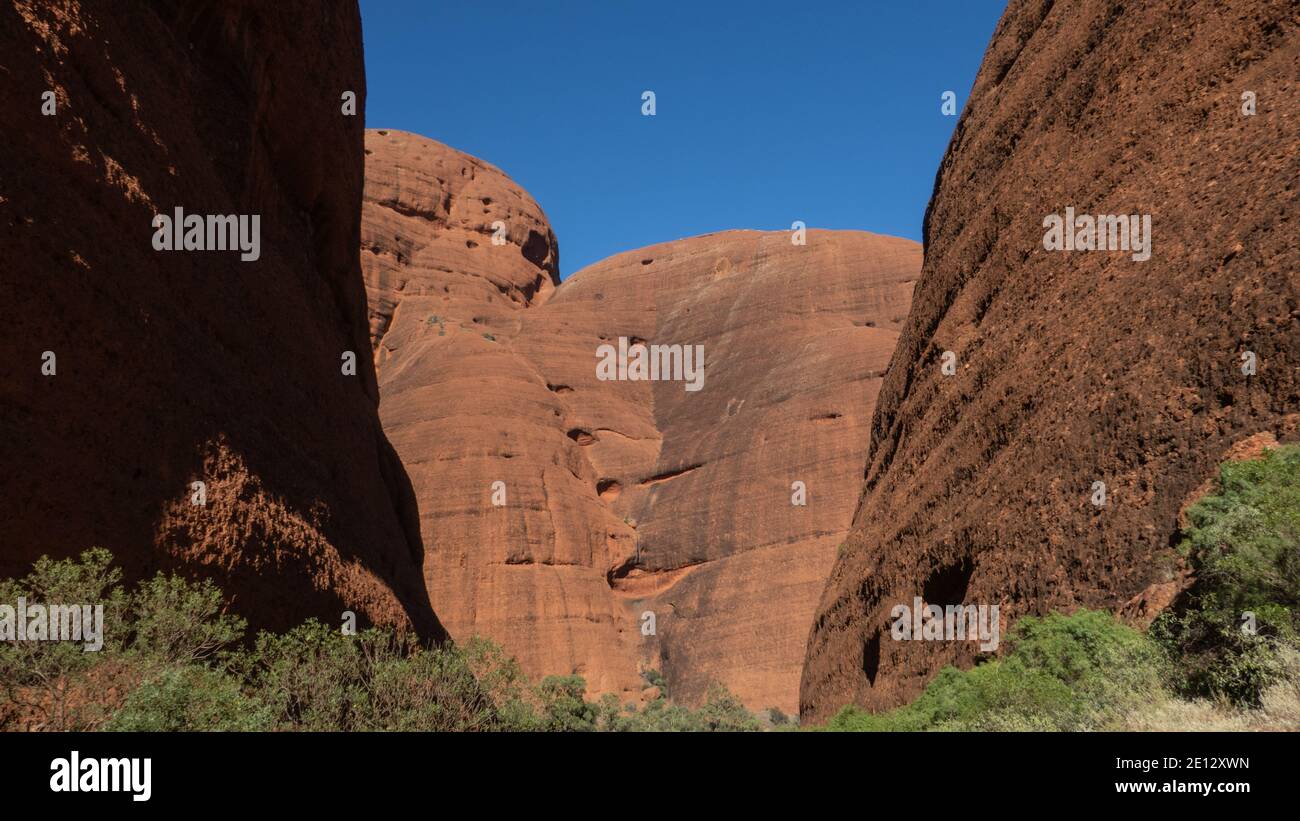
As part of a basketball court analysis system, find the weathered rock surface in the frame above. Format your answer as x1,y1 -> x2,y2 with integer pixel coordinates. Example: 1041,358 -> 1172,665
801,0 -> 1300,721
547,232 -> 917,711
0,1 -> 443,639
363,130 -> 919,710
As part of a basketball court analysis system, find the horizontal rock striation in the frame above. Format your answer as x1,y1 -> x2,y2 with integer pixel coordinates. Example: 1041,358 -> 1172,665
801,0 -> 1300,721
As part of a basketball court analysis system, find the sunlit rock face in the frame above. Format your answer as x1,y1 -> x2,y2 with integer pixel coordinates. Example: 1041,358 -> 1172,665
801,0 -> 1300,722
363,128 -> 919,711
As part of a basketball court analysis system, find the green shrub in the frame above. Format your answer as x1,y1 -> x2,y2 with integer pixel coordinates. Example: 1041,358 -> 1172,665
822,446 -> 1300,729
696,684 -> 763,731
1,550 -> 766,732
824,610 -> 1163,732
232,621 -> 508,731
626,695 -> 706,731
1152,444 -> 1300,705
0,550 -> 252,730
533,674 -> 597,732
615,684 -> 760,732
105,666 -> 266,731
641,667 -> 667,693
0,549 -> 129,730
129,573 -> 245,666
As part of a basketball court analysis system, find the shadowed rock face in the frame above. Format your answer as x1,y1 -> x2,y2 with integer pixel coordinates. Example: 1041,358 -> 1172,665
0,1 -> 443,640
364,130 -> 919,710
800,0 -> 1300,721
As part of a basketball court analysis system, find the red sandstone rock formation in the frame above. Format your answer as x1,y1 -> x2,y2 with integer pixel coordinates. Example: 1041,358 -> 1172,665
800,0 -> 1300,721
363,130 -> 919,710
0,1 -> 443,639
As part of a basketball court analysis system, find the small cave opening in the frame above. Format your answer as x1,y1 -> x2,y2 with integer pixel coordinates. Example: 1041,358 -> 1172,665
521,228 -> 551,269
566,428 -> 597,445
862,632 -> 881,685
596,479 -> 622,501
922,556 -> 975,605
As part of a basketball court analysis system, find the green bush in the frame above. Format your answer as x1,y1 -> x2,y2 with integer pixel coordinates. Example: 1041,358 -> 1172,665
105,666 -> 267,731
0,549 -> 129,730
0,549 -> 264,730
822,445 -> 1300,729
129,573 -> 245,666
641,667 -> 667,694
233,621 -> 511,731
696,684 -> 764,731
0,549 -> 765,732
1152,445 -> 1300,706
604,683 -> 761,732
534,675 -> 598,731
824,610 -> 1164,732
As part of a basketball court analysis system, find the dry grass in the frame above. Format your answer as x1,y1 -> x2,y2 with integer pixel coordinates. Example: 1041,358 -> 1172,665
1122,648 -> 1300,732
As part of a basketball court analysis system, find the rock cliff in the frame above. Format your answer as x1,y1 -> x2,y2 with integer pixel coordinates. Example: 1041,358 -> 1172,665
0,0 -> 443,639
801,0 -> 1300,720
363,130 -> 919,709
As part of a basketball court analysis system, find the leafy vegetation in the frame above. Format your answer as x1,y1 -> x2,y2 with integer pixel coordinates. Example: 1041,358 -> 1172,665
4,445 -> 1294,732
0,550 -> 762,731
1150,444 -> 1299,706
0,548 -> 244,731
824,444 -> 1300,731
822,610 -> 1166,731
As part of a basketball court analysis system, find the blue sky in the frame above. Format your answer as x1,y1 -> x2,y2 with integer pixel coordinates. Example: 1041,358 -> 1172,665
359,1 -> 1006,278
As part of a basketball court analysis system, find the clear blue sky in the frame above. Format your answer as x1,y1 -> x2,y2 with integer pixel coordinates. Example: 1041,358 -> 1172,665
359,1 -> 1006,278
